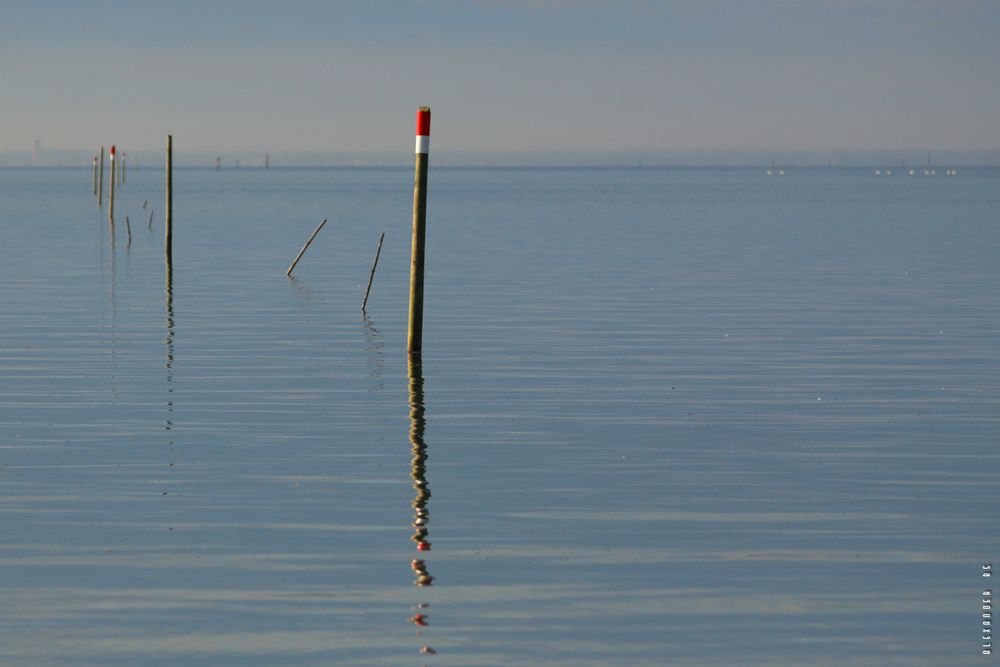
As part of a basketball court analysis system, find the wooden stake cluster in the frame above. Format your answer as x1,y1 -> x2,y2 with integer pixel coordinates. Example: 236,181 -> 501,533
83,109 -> 438,353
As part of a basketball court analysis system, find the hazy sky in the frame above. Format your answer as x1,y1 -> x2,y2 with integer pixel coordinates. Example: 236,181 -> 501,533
2,0 -> 999,153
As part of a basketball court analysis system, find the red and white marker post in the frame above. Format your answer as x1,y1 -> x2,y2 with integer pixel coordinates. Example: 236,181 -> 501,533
407,106 -> 431,354
108,145 -> 116,223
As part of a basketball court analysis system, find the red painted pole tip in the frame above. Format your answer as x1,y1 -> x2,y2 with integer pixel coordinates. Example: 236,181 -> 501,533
416,107 -> 431,136
110,145 -> 116,155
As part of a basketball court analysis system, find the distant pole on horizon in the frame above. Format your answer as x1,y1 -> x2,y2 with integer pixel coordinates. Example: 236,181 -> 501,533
109,145 -> 116,224
165,135 -> 173,263
98,146 -> 105,207
407,106 -> 430,355
121,152 -> 126,186
92,155 -> 98,195
216,157 -> 220,172
265,153 -> 269,169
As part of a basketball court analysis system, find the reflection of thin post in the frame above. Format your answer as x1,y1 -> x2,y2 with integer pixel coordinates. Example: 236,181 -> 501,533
285,218 -> 328,277
99,146 -> 104,207
407,107 -> 431,354
165,255 -> 174,432
165,135 -> 172,263
362,232 -> 385,312
125,216 -> 132,246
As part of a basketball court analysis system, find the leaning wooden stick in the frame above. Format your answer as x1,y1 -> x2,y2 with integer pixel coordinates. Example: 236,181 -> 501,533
148,209 -> 154,229
362,232 -> 385,312
285,218 -> 328,277
125,216 -> 132,245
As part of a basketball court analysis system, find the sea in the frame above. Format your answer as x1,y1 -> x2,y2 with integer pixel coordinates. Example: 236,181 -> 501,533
1,164 -> 998,666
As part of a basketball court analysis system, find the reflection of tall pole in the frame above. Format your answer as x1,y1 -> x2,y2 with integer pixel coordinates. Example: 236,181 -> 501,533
409,355 -> 431,556
407,355 -> 436,655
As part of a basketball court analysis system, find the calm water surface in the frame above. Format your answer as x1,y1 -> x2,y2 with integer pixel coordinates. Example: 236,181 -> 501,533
1,165 -> 999,665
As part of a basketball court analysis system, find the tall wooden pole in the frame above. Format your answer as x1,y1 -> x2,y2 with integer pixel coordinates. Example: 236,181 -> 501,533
407,106 -> 431,354
98,146 -> 105,207
109,145 -> 116,223
165,135 -> 173,263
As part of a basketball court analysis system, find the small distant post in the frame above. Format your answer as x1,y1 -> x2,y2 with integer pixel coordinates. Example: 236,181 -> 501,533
265,153 -> 269,169
165,135 -> 173,263
98,146 -> 105,207
216,156 -> 220,172
407,106 -> 430,354
92,155 -> 98,195
121,152 -> 126,185
109,145 -> 116,223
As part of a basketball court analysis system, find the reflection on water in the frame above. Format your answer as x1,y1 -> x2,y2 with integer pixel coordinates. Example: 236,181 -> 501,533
165,258 -> 174,432
1,166 -> 998,666
286,274 -> 319,304
363,314 -> 385,383
407,355 -> 436,657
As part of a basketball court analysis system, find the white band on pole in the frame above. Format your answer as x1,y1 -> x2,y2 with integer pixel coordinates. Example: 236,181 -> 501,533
415,135 -> 430,154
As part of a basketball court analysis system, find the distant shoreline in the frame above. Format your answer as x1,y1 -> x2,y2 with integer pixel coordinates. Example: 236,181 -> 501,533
5,147 -> 1000,169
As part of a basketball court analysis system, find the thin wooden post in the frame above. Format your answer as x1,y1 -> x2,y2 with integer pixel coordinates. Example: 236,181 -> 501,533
165,135 -> 172,263
121,152 -> 126,185
407,107 -> 431,354
286,219 -> 328,277
125,215 -> 132,245
109,145 -> 117,223
92,155 -> 98,195
362,232 -> 385,312
98,146 -> 105,207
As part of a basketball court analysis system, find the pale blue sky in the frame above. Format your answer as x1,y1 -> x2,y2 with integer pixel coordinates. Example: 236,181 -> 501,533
2,1 -> 998,153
